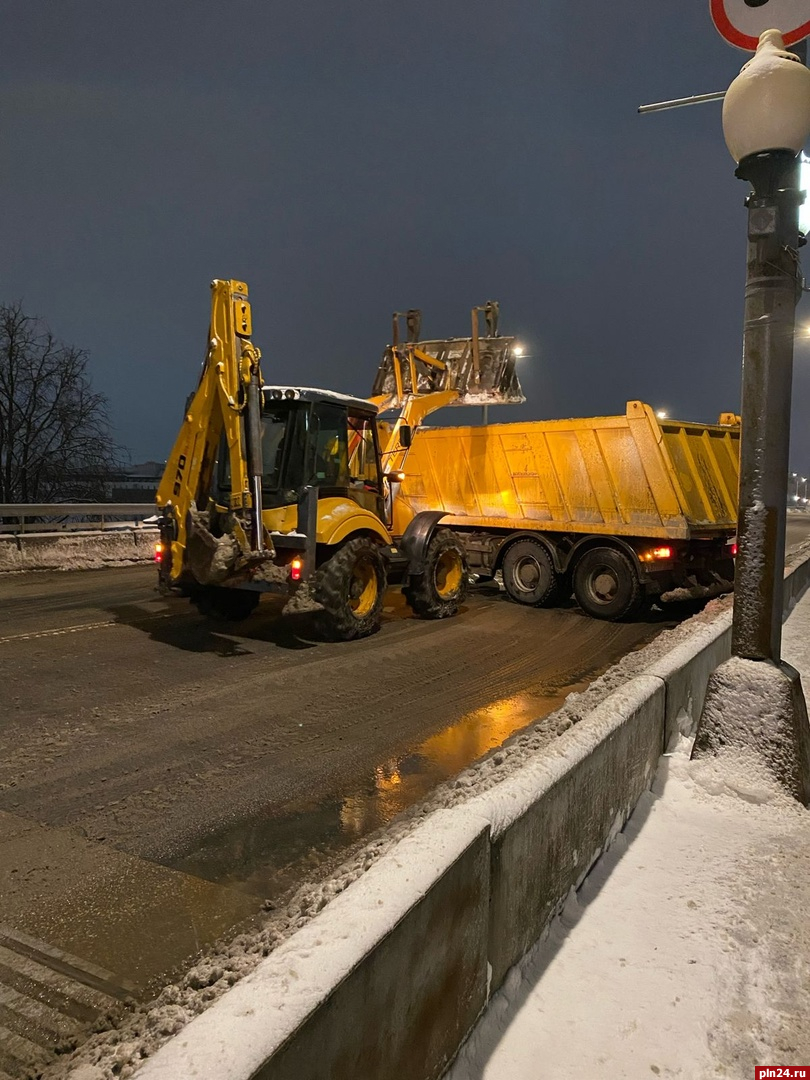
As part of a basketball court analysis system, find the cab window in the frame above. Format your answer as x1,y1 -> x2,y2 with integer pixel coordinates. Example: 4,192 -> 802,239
310,403 -> 349,487
348,413 -> 380,491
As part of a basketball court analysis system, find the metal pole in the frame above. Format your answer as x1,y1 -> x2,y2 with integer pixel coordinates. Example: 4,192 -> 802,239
245,369 -> 265,552
731,149 -> 803,661
638,90 -> 726,115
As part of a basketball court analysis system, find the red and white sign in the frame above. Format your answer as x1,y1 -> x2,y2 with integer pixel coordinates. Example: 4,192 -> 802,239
711,0 -> 810,50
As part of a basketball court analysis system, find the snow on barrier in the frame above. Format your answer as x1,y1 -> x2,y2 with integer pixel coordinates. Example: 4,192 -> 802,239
135,545 -> 810,1080
0,528 -> 157,572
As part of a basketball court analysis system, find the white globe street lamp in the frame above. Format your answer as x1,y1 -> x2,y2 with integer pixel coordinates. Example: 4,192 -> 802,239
694,29 -> 810,803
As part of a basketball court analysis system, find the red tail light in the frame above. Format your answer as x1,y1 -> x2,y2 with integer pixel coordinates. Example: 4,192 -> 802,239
154,543 -> 164,564
652,546 -> 673,560
731,543 -> 738,558
290,557 -> 303,582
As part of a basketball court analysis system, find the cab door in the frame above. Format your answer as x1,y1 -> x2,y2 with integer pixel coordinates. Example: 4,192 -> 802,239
347,411 -> 385,520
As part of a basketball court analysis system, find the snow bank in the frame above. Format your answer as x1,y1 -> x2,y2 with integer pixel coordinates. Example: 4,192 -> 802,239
0,530 -> 156,572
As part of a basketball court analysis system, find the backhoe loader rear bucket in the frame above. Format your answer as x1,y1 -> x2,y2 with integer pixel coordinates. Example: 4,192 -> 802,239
186,506 -> 279,586
371,336 -> 525,408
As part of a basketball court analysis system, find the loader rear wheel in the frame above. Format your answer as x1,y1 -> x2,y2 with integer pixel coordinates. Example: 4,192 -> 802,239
572,547 -> 645,621
315,537 -> 387,641
404,529 -> 468,619
502,539 -> 562,607
192,586 -> 260,622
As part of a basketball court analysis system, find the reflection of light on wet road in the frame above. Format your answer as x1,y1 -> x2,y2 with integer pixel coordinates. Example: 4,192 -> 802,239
340,691 -> 555,837
174,690 -> 556,901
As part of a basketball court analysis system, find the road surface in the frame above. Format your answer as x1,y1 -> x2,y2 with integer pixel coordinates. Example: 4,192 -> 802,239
786,514 -> 810,552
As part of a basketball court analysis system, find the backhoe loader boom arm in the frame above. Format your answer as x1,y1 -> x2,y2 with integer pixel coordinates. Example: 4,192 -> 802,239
156,279 -> 267,581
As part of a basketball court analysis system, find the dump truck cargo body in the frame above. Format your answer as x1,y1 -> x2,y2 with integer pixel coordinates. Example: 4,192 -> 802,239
393,402 -> 739,613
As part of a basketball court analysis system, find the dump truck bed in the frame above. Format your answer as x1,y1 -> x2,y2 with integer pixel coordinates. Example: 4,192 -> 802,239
395,401 -> 740,541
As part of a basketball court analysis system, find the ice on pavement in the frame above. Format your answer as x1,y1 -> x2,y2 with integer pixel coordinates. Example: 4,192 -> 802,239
446,594 -> 810,1080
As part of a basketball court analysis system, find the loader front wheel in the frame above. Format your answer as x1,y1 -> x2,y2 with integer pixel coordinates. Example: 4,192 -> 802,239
501,539 -> 562,607
404,529 -> 468,619
315,537 -> 387,641
572,547 -> 645,621
191,586 -> 260,622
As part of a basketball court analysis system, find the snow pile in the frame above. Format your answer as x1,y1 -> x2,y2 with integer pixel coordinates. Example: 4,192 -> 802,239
447,737 -> 810,1080
695,655 -> 809,805
0,531 -> 156,573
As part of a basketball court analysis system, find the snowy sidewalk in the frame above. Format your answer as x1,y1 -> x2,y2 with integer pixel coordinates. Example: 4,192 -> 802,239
447,594 -> 810,1080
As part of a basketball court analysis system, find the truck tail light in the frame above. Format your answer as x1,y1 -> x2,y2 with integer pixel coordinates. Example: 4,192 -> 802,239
730,543 -> 738,558
155,542 -> 164,563
290,557 -> 303,582
651,546 -> 672,560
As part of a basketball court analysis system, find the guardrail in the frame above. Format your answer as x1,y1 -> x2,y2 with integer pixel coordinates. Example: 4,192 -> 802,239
0,504 -> 157,534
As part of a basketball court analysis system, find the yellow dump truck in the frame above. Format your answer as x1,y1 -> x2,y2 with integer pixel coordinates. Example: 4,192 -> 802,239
390,401 -> 739,619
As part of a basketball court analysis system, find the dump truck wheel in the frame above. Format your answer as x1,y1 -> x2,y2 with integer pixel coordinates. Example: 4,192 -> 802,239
572,547 -> 645,621
315,537 -> 387,641
192,586 -> 260,622
404,529 -> 468,619
501,539 -> 562,607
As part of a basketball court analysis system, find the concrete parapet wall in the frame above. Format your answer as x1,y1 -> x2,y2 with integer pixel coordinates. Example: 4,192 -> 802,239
473,675 -> 665,989
0,529 -> 156,572
135,548 -> 810,1080
136,811 -> 491,1080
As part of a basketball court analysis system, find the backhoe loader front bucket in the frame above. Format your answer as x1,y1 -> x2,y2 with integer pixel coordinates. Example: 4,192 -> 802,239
371,335 -> 525,408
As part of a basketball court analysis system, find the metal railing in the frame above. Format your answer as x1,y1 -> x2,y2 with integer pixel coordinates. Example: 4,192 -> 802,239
0,504 -> 158,534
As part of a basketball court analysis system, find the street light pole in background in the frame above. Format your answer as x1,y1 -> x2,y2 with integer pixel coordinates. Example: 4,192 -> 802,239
693,30 -> 810,803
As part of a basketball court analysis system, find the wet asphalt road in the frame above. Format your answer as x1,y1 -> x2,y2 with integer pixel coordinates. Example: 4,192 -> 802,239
0,566 -> 676,877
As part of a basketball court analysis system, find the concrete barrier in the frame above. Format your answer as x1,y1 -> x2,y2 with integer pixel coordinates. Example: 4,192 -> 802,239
471,675 -> 664,989
136,811 -> 491,1080
133,547 -> 810,1080
0,529 -> 156,572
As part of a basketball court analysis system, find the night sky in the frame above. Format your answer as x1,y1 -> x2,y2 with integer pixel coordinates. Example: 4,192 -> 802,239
2,2 -> 809,474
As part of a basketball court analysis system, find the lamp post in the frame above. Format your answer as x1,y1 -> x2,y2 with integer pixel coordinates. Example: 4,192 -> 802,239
693,30 -> 810,803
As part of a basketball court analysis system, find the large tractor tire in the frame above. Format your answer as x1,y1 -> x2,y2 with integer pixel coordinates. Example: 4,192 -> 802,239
501,538 -> 563,607
314,536 -> 387,641
572,546 -> 646,621
404,529 -> 468,619
191,586 -> 260,622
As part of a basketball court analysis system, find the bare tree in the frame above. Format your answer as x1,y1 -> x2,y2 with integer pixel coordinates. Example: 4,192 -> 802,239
0,302 -> 125,503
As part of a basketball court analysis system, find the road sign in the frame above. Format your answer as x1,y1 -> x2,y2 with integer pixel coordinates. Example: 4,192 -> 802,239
711,0 -> 810,50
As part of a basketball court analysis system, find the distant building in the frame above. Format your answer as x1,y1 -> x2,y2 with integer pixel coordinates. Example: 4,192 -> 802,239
105,461 -> 164,503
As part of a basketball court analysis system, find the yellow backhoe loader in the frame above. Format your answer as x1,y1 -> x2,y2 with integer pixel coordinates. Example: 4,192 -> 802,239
155,279 -> 523,639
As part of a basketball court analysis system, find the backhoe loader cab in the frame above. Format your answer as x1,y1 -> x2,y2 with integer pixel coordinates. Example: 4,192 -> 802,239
215,387 -> 385,518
